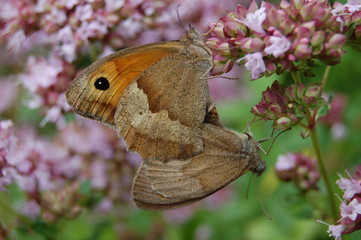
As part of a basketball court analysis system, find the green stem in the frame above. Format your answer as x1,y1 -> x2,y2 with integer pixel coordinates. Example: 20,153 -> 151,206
307,118 -> 338,222
321,66 -> 331,88
291,71 -> 301,83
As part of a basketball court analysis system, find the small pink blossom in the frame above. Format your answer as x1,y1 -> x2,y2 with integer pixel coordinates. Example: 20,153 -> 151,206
340,198 -> 361,221
240,52 -> 266,79
6,30 -> 26,53
337,175 -> 361,199
0,78 -> 17,113
275,153 -> 297,171
20,55 -> 63,93
74,4 -> 93,22
326,166 -> 361,237
20,200 -> 41,218
328,224 -> 345,240
275,152 -> 319,191
264,35 -> 291,57
59,0 -> 80,9
236,7 -> 266,34
105,0 -> 125,12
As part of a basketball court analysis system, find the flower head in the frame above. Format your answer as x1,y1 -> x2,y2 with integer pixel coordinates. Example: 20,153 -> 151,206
323,165 -> 361,239
251,81 -> 327,131
275,152 -> 319,191
206,0 -> 360,79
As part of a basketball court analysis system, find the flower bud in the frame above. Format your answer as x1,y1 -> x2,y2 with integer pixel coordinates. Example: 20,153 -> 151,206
294,43 -> 312,59
266,5 -> 282,28
266,62 -> 277,73
328,33 -> 346,49
235,37 -> 264,52
274,116 -> 292,129
208,22 -> 225,38
285,85 -> 297,101
211,56 -> 233,75
251,102 -> 270,117
305,84 -> 322,99
206,37 -> 222,48
215,42 -> 232,56
221,14 -> 245,37
300,128 -> 310,138
269,104 -> 283,115
279,18 -> 295,35
296,83 -> 306,99
311,31 -> 325,47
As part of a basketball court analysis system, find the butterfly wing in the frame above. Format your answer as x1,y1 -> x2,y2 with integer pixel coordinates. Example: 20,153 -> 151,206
66,29 -> 213,160
131,124 -> 265,210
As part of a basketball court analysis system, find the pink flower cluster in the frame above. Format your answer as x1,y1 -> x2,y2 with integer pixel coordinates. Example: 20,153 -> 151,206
327,165 -> 361,239
206,0 -> 361,79
19,55 -> 76,127
1,0 -> 171,60
275,152 -> 320,191
251,81 -> 327,130
0,119 -> 140,220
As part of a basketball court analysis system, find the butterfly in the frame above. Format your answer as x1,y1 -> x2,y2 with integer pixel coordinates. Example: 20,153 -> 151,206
66,27 -> 265,210
66,27 -> 214,161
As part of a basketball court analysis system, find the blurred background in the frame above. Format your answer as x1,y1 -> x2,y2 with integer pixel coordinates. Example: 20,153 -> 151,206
1,0 -> 361,239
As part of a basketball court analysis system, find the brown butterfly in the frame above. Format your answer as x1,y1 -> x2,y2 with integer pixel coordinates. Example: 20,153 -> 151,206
66,27 -> 214,161
66,27 -> 265,210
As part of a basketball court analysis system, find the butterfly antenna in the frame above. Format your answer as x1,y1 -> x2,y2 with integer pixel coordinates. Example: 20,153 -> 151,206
259,197 -> 272,220
245,174 -> 255,199
172,1 -> 186,32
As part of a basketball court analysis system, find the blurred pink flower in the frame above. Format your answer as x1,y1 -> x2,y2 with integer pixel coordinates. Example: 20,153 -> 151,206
0,78 -> 17,113
319,94 -> 347,139
275,152 -> 297,171
327,224 -> 345,240
0,118 -> 138,220
20,200 -> 41,218
275,152 -> 319,191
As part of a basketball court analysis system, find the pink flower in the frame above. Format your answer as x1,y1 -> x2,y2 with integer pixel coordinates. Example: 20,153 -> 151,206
327,224 -> 345,240
264,35 -> 291,57
74,4 -> 93,22
236,7 -> 266,34
275,152 -> 319,191
323,165 -> 361,238
6,30 -> 26,53
20,200 -> 41,218
20,55 -> 63,93
105,0 -> 125,12
240,52 -> 266,79
206,0 -> 353,79
340,198 -> 361,221
0,78 -> 17,113
275,153 -> 297,171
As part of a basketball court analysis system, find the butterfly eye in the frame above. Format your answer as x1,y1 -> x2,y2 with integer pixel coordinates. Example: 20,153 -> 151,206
94,77 -> 110,90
